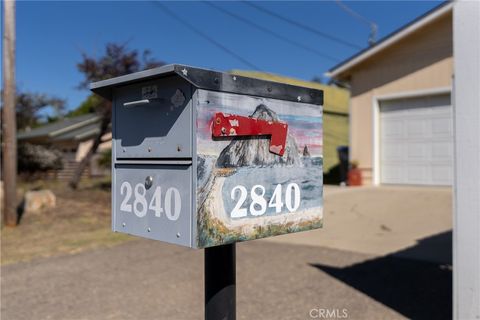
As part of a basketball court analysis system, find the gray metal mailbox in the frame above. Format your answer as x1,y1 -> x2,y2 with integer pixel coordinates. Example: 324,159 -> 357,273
91,64 -> 323,249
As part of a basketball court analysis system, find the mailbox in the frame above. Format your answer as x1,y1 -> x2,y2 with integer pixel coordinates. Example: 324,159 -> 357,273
91,64 -> 323,248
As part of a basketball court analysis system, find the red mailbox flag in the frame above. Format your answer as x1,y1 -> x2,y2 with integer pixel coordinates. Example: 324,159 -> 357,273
211,112 -> 288,156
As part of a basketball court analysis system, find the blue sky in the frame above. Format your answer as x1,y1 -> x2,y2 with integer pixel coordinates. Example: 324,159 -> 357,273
11,1 -> 443,113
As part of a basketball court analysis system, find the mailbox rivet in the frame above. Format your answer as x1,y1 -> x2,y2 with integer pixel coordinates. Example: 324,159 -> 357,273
148,147 -> 152,152
267,87 -> 272,92
176,233 -> 181,238
147,227 -> 151,232
123,148 -> 126,153
122,222 -> 126,227
177,145 -> 181,152
145,176 -> 153,189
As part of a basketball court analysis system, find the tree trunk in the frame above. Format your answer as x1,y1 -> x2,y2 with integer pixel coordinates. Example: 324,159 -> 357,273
69,111 -> 110,189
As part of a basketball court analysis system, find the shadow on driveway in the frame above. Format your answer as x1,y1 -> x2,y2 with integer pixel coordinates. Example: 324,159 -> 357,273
311,231 -> 452,319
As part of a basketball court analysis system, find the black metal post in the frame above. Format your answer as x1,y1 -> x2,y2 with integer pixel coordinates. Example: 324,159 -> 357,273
205,243 -> 236,320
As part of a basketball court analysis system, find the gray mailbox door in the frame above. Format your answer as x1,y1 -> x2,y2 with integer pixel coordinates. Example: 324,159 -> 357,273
113,163 -> 192,247
114,76 -> 192,159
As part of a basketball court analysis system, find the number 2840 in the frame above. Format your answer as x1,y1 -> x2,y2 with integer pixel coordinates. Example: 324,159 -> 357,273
230,183 -> 301,218
119,181 -> 181,220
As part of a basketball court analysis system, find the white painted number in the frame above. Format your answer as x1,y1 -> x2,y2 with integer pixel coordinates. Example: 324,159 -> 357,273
119,182 -> 181,221
268,183 -> 284,213
120,181 -> 132,212
230,183 -> 301,218
250,185 -> 267,216
165,188 -> 181,221
285,183 -> 301,212
133,183 -> 148,217
148,186 -> 163,217
230,185 -> 248,218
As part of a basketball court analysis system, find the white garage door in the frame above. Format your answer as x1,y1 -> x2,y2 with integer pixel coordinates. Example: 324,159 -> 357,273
380,93 -> 453,186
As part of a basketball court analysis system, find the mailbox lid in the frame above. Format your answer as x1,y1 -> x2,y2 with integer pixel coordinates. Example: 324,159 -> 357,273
113,163 -> 192,247
91,64 -> 323,106
114,76 -> 192,159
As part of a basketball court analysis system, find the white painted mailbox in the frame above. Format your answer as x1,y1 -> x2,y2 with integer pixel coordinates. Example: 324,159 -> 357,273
91,64 -> 323,248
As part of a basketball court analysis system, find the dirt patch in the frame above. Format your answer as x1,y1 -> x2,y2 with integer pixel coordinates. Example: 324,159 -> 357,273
1,178 -> 133,265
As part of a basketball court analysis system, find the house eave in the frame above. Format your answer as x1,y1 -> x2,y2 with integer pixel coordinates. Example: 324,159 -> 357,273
326,1 -> 453,79
48,116 -> 101,138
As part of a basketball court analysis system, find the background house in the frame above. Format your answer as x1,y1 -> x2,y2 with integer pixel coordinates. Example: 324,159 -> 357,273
18,72 -> 348,182
231,70 -> 350,177
17,113 -> 111,179
327,2 -> 453,186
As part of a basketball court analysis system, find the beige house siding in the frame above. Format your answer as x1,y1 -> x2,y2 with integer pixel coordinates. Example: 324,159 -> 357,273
75,132 -> 112,162
344,12 -> 453,184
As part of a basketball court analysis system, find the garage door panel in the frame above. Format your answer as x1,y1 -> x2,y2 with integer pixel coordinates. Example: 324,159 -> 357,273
381,165 -> 404,184
407,165 -> 428,183
432,118 -> 452,135
382,144 -> 403,161
432,142 -> 453,159
380,93 -> 452,186
431,166 -> 453,185
407,120 -> 427,138
407,143 -> 428,159
382,119 -> 404,138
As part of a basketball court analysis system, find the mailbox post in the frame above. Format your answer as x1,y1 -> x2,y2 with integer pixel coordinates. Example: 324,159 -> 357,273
205,243 -> 236,320
91,64 -> 324,319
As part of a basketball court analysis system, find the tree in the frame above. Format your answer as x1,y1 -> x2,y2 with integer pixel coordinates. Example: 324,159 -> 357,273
66,94 -> 100,117
69,43 -> 165,189
1,92 -> 65,178
311,76 -> 324,84
1,91 -> 65,180
1,91 -> 66,132
15,92 -> 65,130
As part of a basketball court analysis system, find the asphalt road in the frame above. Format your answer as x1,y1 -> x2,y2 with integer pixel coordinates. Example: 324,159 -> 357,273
1,239 -> 451,320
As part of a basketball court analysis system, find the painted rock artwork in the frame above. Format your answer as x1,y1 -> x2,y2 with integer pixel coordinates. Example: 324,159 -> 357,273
196,90 -> 323,247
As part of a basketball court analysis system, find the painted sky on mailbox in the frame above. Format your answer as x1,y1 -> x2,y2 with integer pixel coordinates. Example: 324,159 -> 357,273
196,92 -> 322,157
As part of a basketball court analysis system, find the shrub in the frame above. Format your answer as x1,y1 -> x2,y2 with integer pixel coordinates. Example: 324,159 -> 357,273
18,143 -> 63,174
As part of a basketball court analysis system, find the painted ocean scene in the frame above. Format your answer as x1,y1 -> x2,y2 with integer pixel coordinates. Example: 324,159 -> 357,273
196,90 -> 323,248
222,163 -> 323,219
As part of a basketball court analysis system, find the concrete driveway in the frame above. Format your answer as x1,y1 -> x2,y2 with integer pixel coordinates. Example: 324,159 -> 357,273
266,185 -> 452,264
